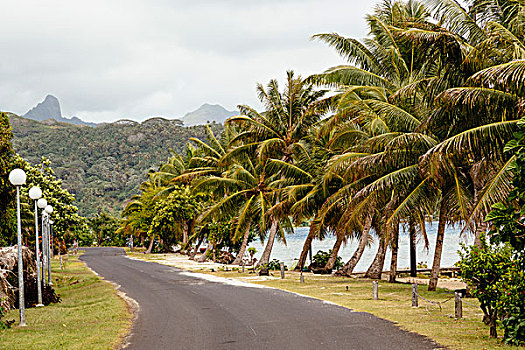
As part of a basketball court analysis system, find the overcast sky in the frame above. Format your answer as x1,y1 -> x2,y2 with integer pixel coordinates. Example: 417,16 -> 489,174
0,0 -> 374,122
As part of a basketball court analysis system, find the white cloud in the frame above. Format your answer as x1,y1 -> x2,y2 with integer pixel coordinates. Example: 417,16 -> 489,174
0,0 -> 373,122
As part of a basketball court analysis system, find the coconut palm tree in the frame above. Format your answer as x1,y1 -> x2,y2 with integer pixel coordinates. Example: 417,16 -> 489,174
227,70 -> 327,266
194,156 -> 295,265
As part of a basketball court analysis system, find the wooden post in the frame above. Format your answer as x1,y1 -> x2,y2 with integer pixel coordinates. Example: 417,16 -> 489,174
411,284 -> 418,307
300,272 -> 304,284
455,292 -> 462,319
373,280 -> 378,300
242,263 -> 245,273
280,262 -> 285,279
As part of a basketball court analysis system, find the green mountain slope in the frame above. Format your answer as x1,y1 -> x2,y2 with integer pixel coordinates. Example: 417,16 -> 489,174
9,114 -> 223,217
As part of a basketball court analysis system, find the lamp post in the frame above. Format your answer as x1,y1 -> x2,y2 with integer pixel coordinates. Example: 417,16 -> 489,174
45,205 -> 53,285
29,187 -> 44,307
38,198 -> 48,285
9,168 -> 27,327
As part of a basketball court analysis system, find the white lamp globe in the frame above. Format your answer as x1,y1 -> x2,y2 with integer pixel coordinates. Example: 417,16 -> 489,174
29,186 -> 42,200
37,198 -> 48,209
45,205 -> 53,214
8,169 -> 26,186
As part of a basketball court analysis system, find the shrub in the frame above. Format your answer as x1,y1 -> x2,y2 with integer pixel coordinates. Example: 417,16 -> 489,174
311,250 -> 343,270
458,236 -> 525,344
263,259 -> 287,271
457,237 -> 511,338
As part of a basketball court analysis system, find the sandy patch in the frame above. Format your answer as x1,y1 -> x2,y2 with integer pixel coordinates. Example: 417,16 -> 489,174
396,276 -> 467,290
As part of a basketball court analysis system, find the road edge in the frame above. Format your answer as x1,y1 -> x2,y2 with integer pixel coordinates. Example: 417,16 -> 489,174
82,260 -> 139,349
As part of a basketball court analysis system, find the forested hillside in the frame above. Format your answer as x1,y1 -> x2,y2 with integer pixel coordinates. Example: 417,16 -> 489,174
9,114 -> 223,216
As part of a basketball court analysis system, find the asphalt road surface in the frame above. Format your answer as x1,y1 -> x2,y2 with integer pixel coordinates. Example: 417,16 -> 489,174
80,247 -> 442,350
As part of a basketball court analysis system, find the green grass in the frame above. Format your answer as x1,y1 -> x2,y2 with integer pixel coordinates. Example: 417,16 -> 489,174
0,254 -> 131,350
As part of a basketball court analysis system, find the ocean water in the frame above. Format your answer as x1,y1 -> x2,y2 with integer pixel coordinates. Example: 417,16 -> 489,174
248,223 -> 474,272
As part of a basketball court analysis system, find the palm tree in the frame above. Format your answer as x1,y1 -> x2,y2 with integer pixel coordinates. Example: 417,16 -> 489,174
228,70 -> 327,266
193,157 -> 288,265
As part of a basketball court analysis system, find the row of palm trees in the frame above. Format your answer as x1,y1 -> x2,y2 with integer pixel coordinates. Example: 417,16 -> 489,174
121,0 -> 524,291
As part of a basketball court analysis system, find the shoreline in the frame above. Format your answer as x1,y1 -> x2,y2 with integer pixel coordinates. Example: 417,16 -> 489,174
127,251 -> 467,290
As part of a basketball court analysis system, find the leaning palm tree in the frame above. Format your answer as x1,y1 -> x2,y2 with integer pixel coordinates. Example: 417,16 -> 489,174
193,157 -> 289,265
227,70 -> 327,266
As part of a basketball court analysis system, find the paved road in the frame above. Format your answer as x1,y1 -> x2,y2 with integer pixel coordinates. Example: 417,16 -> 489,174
80,248 -> 442,350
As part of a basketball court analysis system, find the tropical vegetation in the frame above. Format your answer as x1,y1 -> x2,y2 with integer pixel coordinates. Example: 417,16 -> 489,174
1,0 -> 523,344
117,0 -> 524,342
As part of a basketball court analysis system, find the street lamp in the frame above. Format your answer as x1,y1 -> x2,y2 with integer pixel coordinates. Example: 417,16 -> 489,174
45,205 -> 53,285
37,199 -> 47,285
28,187 -> 44,307
9,168 -> 27,327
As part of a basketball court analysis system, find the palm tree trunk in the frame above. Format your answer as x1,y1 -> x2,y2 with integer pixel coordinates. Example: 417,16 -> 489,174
428,201 -> 447,291
473,221 -> 486,247
409,221 -> 417,277
335,215 -> 372,277
198,242 -> 212,262
182,221 -> 189,245
324,231 -> 344,271
257,220 -> 279,267
189,235 -> 204,260
389,221 -> 399,283
232,224 -> 251,265
145,235 -> 155,254
294,224 -> 317,271
364,237 -> 387,279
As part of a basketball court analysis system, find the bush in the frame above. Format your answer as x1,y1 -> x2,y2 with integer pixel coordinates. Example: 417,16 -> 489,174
458,236 -> 525,344
457,238 -> 511,338
265,259 -> 287,271
311,250 -> 343,270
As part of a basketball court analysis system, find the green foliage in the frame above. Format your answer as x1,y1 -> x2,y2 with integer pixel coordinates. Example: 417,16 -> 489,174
0,112 -> 15,246
264,259 -> 287,271
312,250 -> 343,270
89,212 -> 121,246
477,116 -> 525,344
205,221 -> 251,254
12,155 -> 87,246
9,114 -> 223,216
498,260 -> 525,345
148,185 -> 206,251
457,238 -> 512,338
458,237 -> 525,344
486,117 -> 525,252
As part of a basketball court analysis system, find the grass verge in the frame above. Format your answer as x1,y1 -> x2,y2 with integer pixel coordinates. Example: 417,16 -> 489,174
0,254 -> 131,350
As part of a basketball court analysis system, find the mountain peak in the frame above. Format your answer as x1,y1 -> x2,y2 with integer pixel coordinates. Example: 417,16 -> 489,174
24,94 -> 62,121
43,94 -> 59,102
22,95 -> 96,127
181,103 -> 237,126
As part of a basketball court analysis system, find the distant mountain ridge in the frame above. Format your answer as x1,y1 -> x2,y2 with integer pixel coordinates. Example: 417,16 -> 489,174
9,113 -> 223,216
21,95 -> 237,127
23,95 -> 97,127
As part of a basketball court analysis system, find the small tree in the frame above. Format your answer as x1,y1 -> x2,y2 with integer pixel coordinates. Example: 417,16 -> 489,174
457,237 -> 512,338
89,212 -> 121,246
